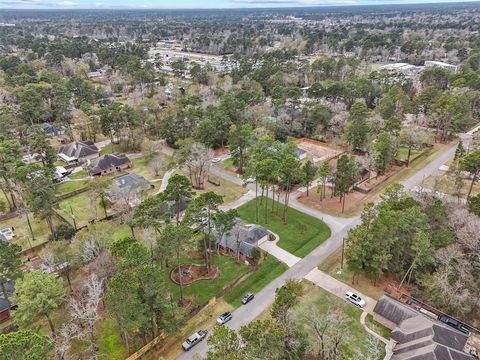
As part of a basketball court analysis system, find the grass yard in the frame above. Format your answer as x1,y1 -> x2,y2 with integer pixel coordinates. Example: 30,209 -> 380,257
195,174 -> 247,204
177,169 -> 248,205
58,192 -> 104,227
365,313 -> 391,339
55,180 -> 90,195
69,170 -> 88,179
236,198 -> 331,257
397,147 -> 420,162
163,254 -> 250,306
423,169 -> 480,198
97,316 -> 127,360
218,158 -> 238,174
2,214 -> 60,251
292,282 -> 385,358
223,255 -> 287,307
131,155 -> 167,183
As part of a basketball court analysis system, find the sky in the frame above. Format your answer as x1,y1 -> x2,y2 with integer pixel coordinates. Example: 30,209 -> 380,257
0,0 -> 478,10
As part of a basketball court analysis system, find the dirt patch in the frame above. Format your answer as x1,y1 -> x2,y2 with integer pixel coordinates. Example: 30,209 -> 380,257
297,189 -> 366,213
295,138 -> 344,162
355,165 -> 403,193
170,264 -> 219,285
187,251 -> 203,260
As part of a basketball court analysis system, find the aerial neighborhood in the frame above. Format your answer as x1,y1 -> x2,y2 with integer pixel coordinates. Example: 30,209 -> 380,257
0,2 -> 480,360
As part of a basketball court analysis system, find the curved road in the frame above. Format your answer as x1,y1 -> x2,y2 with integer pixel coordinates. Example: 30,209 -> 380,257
175,141 -> 458,360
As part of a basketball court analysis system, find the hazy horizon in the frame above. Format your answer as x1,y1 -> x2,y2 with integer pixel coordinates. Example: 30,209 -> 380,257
0,0 -> 479,10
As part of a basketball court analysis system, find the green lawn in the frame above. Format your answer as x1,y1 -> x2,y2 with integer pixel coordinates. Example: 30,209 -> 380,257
224,255 -> 287,307
397,147 -> 420,162
97,316 -> 127,360
236,198 -> 331,257
163,254 -> 250,306
177,169 -> 248,204
55,180 -> 90,195
2,214 -> 61,251
69,170 -> 88,179
365,313 -> 391,339
131,155 -> 167,183
292,282 -> 385,358
57,192 -> 104,227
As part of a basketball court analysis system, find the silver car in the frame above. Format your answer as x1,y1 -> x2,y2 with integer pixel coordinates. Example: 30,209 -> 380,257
182,329 -> 208,351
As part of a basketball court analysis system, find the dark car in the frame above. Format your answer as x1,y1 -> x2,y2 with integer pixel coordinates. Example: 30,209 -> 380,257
438,315 -> 470,335
242,293 -> 254,305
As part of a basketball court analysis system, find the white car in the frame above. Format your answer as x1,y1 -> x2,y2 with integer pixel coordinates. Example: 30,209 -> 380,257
216,312 -> 232,324
182,330 -> 208,351
0,227 -> 15,241
211,157 -> 221,163
242,176 -> 255,185
345,291 -> 366,307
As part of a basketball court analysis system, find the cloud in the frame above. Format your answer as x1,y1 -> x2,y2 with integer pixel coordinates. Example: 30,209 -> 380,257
56,0 -> 77,5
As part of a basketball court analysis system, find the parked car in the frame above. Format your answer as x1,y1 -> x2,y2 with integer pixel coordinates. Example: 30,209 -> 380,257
242,176 -> 255,186
0,227 -> 15,241
345,291 -> 366,307
211,157 -> 221,163
182,330 -> 208,351
438,315 -> 470,335
217,311 -> 233,325
242,293 -> 254,305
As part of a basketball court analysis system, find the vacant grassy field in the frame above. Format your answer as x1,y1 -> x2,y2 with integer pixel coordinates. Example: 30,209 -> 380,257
292,282 -> 385,358
224,255 -> 287,307
236,198 -> 331,257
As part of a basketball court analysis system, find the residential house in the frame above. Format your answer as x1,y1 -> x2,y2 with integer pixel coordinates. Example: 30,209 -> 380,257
40,122 -> 60,137
216,221 -> 269,259
58,141 -> 99,164
373,296 -> 471,360
0,280 -> 15,323
86,154 -> 131,176
106,172 -> 153,207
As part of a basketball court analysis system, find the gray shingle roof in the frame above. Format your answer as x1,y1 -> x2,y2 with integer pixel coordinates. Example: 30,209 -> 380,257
0,281 -> 15,313
374,296 -> 418,326
375,296 -> 470,360
58,141 -> 99,159
216,221 -> 268,257
87,154 -> 130,175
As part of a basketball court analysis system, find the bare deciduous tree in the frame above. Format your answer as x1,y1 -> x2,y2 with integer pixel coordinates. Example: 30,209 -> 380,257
150,156 -> 164,177
69,274 -> 104,357
308,307 -> 350,360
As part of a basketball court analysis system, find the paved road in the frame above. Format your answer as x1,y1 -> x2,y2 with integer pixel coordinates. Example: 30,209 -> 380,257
175,141 -> 458,360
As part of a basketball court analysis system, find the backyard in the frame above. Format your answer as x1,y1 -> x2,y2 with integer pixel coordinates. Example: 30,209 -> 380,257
236,198 -> 331,257
1,213 -> 62,251
291,282 -> 386,358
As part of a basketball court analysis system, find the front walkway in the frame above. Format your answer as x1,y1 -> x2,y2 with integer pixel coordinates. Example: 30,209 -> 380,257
258,232 -> 301,267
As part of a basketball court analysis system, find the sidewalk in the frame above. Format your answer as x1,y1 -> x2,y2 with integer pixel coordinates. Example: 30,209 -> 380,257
258,233 -> 301,267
